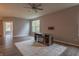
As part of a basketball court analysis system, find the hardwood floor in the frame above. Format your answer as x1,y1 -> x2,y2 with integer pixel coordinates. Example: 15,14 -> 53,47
0,35 -> 79,56
60,46 -> 79,56
0,36 -> 29,56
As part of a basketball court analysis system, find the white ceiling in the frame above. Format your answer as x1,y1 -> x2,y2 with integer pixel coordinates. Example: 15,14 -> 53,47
0,3 -> 78,19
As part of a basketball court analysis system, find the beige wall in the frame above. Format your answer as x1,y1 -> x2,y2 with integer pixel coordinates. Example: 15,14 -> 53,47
0,17 -> 30,45
40,6 -> 79,45
2,17 -> 30,37
13,18 -> 30,37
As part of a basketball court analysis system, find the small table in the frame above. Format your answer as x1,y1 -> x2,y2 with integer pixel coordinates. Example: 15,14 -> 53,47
34,33 -> 53,46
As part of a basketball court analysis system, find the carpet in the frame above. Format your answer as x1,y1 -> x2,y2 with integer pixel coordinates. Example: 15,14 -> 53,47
15,39 -> 67,56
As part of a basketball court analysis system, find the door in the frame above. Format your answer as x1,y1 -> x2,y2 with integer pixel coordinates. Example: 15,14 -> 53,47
3,21 -> 13,48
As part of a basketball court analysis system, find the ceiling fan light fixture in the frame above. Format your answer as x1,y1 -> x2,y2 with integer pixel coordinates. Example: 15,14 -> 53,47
24,3 -> 43,13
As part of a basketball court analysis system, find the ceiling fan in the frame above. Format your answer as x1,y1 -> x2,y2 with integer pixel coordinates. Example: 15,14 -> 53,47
24,3 -> 43,12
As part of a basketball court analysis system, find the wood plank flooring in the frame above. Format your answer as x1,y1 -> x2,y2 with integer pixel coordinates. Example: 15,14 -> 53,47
0,36 -> 79,56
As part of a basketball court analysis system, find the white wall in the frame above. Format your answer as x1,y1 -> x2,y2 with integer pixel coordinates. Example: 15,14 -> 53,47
40,6 -> 79,45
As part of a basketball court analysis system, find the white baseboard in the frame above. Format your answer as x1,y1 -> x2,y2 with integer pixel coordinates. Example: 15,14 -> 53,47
54,40 -> 79,47
13,34 -> 27,37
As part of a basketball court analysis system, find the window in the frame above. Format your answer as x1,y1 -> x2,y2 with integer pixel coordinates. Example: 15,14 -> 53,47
5,22 -> 11,31
32,20 -> 40,33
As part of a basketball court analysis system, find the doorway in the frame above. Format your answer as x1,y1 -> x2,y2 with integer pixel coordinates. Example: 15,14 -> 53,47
3,21 -> 13,48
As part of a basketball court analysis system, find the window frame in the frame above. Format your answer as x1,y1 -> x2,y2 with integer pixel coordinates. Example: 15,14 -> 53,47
31,20 -> 40,33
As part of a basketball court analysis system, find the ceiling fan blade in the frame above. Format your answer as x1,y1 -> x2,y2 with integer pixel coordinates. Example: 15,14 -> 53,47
26,3 -> 43,13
